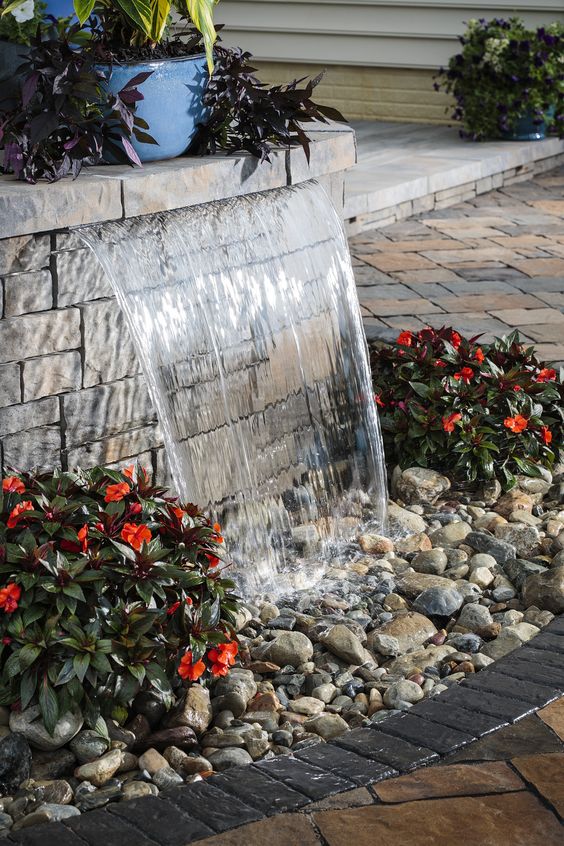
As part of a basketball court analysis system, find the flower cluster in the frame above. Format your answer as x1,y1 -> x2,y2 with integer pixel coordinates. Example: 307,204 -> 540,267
434,17 -> 563,140
0,466 -> 241,734
371,327 -> 563,489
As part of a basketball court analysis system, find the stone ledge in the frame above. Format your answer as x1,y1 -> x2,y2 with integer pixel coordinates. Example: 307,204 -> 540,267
0,127 -> 355,240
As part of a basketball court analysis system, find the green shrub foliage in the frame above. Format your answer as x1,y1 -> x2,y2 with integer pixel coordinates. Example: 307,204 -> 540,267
0,465 -> 240,733
371,327 -> 563,489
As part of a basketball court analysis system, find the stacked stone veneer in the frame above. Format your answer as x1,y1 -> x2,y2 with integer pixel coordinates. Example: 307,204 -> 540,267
0,230 -> 165,478
0,129 -> 354,480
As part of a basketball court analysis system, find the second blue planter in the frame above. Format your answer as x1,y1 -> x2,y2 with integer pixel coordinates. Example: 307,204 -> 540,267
98,54 -> 209,163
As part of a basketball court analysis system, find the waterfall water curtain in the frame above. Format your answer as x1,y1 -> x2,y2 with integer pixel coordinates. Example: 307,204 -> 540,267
80,181 -> 387,596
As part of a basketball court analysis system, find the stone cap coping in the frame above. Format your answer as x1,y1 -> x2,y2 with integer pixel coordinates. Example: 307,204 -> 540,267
0,124 -> 356,240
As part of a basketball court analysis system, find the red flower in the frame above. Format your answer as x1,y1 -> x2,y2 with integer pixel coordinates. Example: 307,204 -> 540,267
123,465 -> 135,480
535,368 -> 556,383
397,331 -> 413,347
171,506 -> 185,520
504,415 -> 528,433
434,359 -> 447,368
129,502 -> 142,515
104,482 -> 130,503
178,650 -> 205,681
2,636 -> 12,645
121,522 -> 151,551
2,476 -> 25,495
453,367 -> 474,384
208,641 -> 238,677
0,583 -> 21,614
167,597 -> 193,615
540,426 -> 552,445
450,331 -> 462,349
442,412 -> 462,433
7,501 -> 33,529
77,524 -> 89,553
513,385 -> 522,392
205,553 -> 221,568
474,348 -> 485,363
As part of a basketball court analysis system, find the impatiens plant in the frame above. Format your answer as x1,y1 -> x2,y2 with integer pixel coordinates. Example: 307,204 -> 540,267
371,327 -> 563,489
435,17 -> 563,140
0,465 -> 241,734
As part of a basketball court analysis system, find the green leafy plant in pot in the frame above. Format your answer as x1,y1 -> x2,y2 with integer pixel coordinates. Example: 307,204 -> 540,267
2,0 -> 219,161
435,17 -> 563,141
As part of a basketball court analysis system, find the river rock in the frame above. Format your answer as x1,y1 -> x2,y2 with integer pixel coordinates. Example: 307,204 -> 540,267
395,467 -> 450,505
502,558 -> 547,591
457,603 -> 493,631
495,523 -> 540,558
395,533 -> 432,554
318,624 -> 365,665
0,733 -> 32,796
30,748 -> 76,781
10,707 -> 83,751
358,534 -> 394,554
523,566 -> 564,614
122,782 -> 159,800
288,697 -> 325,716
207,748 -> 253,771
383,680 -> 424,709
152,765 -> 184,790
13,803 -> 80,829
411,549 -> 448,575
464,532 -> 516,564
74,749 -> 123,787
413,586 -> 464,617
481,622 -> 540,660
212,669 -> 258,718
140,726 -> 197,752
138,748 -> 168,774
304,713 -> 349,740
263,632 -> 314,667
386,644 -> 455,675
69,730 -> 109,764
495,490 -> 534,519
166,685 -> 213,734
368,612 -> 437,654
429,522 -> 472,548
469,567 -> 495,589
387,501 -> 427,535
395,572 -> 454,599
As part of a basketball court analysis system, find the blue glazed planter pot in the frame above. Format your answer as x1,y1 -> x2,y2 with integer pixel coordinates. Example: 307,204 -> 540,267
501,108 -> 554,142
98,54 -> 209,163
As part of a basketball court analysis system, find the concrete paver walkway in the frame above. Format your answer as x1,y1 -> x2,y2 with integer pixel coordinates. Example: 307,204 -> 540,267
349,164 -> 564,365
193,696 -> 564,845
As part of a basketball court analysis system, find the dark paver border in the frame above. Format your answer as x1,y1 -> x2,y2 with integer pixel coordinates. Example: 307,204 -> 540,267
9,615 -> 564,845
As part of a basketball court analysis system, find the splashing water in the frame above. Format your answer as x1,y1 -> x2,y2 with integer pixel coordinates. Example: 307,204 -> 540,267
80,180 -> 387,597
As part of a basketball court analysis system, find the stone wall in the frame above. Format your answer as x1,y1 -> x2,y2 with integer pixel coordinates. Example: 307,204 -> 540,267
0,130 -> 353,479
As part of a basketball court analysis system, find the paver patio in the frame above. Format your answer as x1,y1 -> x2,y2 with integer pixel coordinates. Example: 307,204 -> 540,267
190,696 -> 564,845
349,164 -> 564,365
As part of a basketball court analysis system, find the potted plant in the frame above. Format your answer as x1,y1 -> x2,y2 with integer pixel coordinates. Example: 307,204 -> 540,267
2,0 -> 218,161
435,17 -> 563,141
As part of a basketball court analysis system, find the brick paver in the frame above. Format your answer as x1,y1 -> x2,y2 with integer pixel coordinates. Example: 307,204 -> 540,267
350,165 -> 564,363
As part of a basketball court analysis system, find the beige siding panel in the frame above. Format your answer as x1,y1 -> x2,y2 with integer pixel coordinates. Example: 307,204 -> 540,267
218,1 -> 564,68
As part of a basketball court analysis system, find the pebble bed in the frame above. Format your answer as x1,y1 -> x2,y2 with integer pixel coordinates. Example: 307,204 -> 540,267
1,465 -> 563,833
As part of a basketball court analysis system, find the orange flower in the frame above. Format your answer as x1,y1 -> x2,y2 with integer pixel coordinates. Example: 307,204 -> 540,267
208,641 -> 238,677
2,476 -> 25,494
105,482 -> 130,503
374,393 -> 385,407
535,368 -> 556,383
397,331 -> 413,347
450,331 -> 462,349
123,465 -> 135,480
0,583 -> 21,614
504,415 -> 528,433
171,506 -> 185,520
442,412 -> 462,433
167,597 -> 193,615
212,522 -> 224,544
178,650 -> 205,681
77,524 -> 89,553
7,500 -> 33,529
206,553 -> 221,567
453,367 -> 474,384
121,522 -> 151,551
540,426 -> 552,445
474,348 -> 485,363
